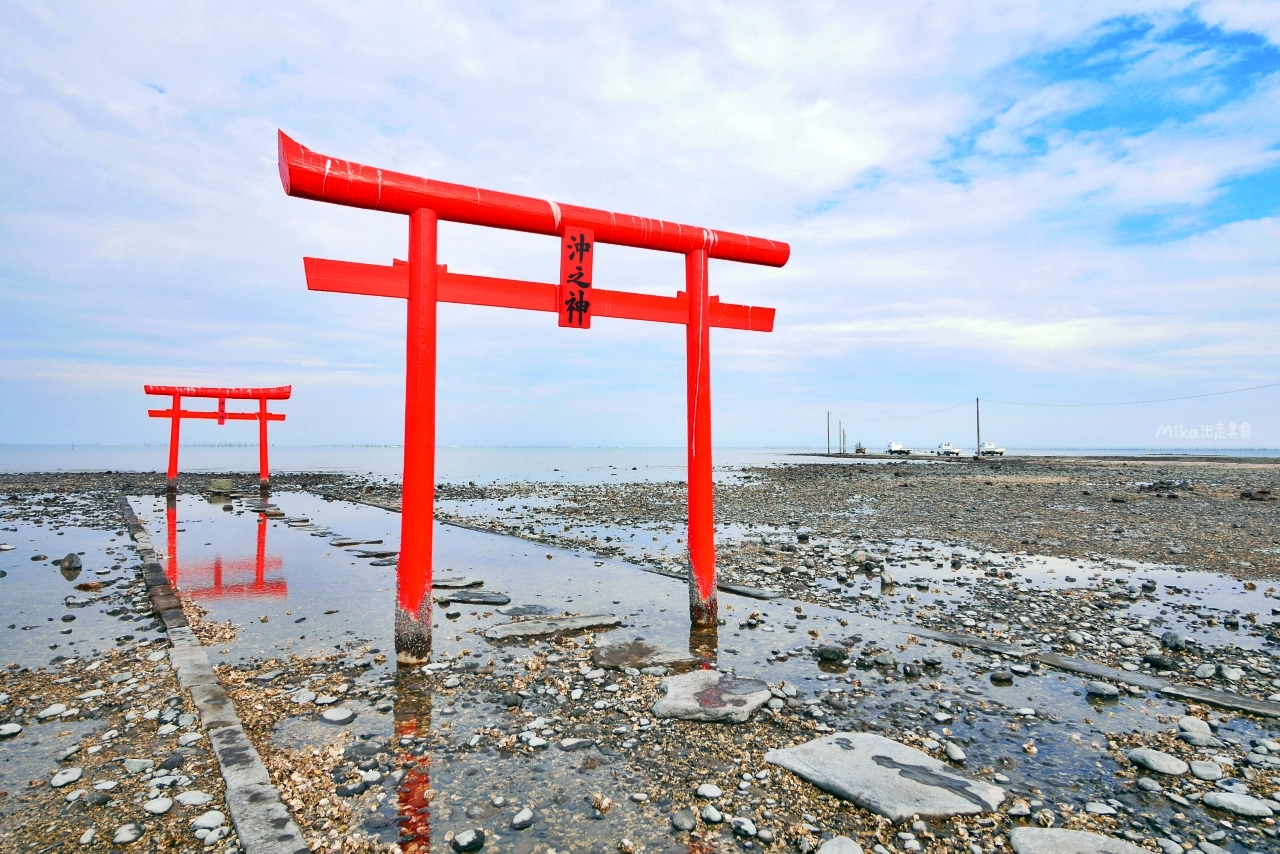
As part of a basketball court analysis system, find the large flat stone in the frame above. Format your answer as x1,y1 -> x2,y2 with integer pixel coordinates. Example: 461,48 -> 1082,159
484,614 -> 620,640
651,671 -> 771,723
1010,828 -> 1149,854
765,733 -> 1004,822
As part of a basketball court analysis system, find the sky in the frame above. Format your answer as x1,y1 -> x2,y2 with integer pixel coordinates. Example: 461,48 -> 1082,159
2,1 -> 1279,453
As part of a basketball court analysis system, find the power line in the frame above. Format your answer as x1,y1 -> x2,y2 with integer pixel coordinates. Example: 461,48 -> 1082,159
984,380 -> 1280,408
858,401 -> 973,422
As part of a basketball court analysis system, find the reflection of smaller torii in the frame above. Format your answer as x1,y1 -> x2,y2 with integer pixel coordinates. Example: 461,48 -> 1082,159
165,499 -> 286,599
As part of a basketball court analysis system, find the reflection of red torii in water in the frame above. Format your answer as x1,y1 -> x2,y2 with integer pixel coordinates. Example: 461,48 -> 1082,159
164,499 -> 286,599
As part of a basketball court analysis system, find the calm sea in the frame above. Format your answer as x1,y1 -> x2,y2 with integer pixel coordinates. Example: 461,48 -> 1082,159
0,445 -> 1274,485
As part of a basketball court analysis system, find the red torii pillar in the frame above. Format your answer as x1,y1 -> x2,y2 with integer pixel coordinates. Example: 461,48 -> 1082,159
145,385 -> 291,492
277,131 -> 788,663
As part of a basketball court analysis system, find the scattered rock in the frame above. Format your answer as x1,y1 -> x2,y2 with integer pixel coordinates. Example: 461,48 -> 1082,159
557,738 -> 594,751
1189,761 -> 1223,781
112,823 -> 143,845
191,810 -> 226,829
451,828 -> 485,851
0,723 -> 21,738
671,807 -> 696,831
143,797 -> 173,815
322,707 -> 356,725
1126,748 -> 1188,776
37,703 -> 68,720
817,644 -> 849,662
1201,791 -> 1274,818
1085,681 -> 1118,699
511,808 -> 535,830
51,767 -> 83,788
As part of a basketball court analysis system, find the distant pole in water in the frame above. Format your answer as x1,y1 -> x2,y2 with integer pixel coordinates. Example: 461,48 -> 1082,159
827,411 -> 831,455
975,397 -> 981,457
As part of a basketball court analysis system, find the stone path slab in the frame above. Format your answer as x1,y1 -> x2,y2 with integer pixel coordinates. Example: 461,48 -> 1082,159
1010,828 -> 1148,854
436,590 -> 511,606
716,583 -> 781,600
484,614 -> 621,640
651,671 -> 771,723
765,733 -> 1005,822
122,496 -> 308,854
433,576 -> 483,589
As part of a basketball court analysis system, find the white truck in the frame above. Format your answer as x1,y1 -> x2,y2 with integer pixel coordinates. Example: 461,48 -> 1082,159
979,442 -> 1005,456
935,442 -> 960,456
887,442 -> 911,456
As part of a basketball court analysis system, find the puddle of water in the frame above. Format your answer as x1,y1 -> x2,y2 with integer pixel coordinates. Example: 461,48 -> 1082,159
0,512 -> 157,667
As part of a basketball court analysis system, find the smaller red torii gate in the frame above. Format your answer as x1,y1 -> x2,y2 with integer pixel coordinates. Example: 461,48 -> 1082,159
145,385 -> 291,491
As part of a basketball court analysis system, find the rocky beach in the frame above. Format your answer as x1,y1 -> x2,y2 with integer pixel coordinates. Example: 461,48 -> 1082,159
1,453 -> 1278,854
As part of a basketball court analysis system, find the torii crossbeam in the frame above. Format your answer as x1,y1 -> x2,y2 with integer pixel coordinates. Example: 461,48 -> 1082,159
278,131 -> 788,663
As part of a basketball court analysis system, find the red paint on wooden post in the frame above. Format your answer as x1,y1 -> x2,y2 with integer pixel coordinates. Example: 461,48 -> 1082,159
166,394 -> 182,489
395,208 -> 439,663
257,397 -> 270,483
277,132 -> 787,656
558,227 -> 594,328
685,249 -> 717,625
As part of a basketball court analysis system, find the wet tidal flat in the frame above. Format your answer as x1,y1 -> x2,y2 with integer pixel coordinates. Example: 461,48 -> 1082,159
137,484 -> 1280,853
3,456 -> 1280,854
0,494 -> 234,852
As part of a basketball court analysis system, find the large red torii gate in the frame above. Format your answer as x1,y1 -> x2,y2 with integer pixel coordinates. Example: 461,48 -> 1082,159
278,131 -> 788,663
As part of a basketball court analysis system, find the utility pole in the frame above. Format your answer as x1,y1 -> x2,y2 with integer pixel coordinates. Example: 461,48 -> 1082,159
975,397 -> 981,458
827,411 -> 830,456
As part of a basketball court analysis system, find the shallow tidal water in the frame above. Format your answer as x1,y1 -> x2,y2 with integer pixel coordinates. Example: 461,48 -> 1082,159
116,492 -> 1280,851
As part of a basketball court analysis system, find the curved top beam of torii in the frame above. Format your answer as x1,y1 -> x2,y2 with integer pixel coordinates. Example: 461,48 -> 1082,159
277,131 -> 790,268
